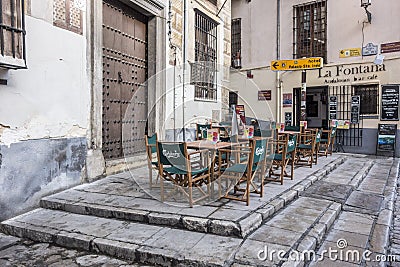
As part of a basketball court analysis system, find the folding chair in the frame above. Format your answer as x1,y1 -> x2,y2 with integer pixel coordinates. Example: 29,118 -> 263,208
218,138 -> 269,205
267,133 -> 297,184
145,134 -> 159,188
156,141 -> 211,207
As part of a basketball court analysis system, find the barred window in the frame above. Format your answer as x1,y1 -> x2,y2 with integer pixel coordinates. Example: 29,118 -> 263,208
53,0 -> 83,34
231,18 -> 241,68
192,10 -> 218,101
354,84 -> 379,115
0,0 -> 26,69
293,0 -> 326,62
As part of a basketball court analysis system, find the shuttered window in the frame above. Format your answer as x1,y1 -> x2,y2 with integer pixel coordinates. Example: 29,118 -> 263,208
53,0 -> 83,34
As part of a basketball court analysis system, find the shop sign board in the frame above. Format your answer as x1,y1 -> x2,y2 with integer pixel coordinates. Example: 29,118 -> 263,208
376,124 -> 397,156
381,85 -> 399,121
381,41 -> 400,54
258,90 -> 271,101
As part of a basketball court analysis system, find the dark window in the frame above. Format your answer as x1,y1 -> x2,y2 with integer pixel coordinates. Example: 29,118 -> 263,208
293,0 -> 326,62
53,0 -> 83,35
0,0 -> 26,69
192,10 -> 218,101
354,84 -> 379,115
229,91 -> 238,107
231,18 -> 241,68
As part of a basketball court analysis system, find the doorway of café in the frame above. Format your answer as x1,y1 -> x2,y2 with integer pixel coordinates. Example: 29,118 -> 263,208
293,86 -> 329,129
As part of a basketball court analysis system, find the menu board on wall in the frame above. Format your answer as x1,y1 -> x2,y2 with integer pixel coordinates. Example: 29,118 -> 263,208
351,96 -> 360,124
329,96 -> 337,120
376,124 -> 397,156
381,85 -> 399,121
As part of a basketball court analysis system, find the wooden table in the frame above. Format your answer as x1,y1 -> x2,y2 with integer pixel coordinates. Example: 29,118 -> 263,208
186,140 -> 235,150
187,140 -> 240,197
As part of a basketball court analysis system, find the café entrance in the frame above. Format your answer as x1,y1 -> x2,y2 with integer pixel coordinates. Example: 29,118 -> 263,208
293,86 -> 329,129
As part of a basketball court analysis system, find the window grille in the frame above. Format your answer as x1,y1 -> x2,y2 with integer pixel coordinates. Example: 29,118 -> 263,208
193,9 -> 218,101
231,18 -> 241,68
0,0 -> 26,69
330,85 -> 364,147
53,0 -> 83,34
354,84 -> 379,115
293,0 -> 327,62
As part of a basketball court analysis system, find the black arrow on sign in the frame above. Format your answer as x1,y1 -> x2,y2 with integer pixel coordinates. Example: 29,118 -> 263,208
272,62 -> 279,69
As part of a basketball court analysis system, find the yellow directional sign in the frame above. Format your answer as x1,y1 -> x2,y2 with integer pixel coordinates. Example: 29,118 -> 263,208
339,48 -> 361,58
270,57 -> 323,71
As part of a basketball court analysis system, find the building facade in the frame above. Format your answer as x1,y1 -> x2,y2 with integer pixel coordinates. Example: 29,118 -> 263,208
232,0 -> 400,156
0,0 -> 231,220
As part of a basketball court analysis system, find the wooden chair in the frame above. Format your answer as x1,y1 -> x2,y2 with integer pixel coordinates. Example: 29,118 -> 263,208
196,123 -> 211,140
267,133 -> 297,184
319,127 -> 337,156
145,133 -> 159,188
156,141 -> 211,207
218,138 -> 269,205
296,129 -> 319,168
313,129 -> 322,164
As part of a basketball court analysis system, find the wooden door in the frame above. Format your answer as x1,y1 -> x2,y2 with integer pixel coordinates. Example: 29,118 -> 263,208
102,0 -> 148,160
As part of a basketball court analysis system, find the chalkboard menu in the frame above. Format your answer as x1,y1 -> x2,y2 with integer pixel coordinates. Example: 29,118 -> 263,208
376,123 -> 397,156
381,85 -> 399,121
329,96 -> 337,120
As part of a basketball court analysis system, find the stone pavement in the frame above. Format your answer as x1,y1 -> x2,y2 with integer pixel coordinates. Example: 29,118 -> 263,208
0,153 -> 399,266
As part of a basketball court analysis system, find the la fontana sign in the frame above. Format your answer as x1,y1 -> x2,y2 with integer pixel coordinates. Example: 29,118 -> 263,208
317,64 -> 386,84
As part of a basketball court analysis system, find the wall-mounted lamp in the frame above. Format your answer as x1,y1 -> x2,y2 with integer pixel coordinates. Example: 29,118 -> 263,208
361,0 -> 372,23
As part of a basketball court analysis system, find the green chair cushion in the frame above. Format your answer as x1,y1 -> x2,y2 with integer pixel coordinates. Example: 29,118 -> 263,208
225,164 -> 247,173
298,144 -> 312,149
164,166 -> 208,175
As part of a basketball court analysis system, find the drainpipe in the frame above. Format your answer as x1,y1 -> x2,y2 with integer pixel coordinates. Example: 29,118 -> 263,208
182,0 -> 187,141
276,0 -> 281,123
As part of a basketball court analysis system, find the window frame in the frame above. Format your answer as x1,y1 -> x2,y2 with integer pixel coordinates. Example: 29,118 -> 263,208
293,0 -> 327,62
0,0 -> 27,69
231,18 -> 241,68
353,84 -> 379,116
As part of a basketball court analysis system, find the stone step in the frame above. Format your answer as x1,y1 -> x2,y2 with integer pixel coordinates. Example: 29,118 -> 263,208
0,208 -> 242,267
0,197 -> 342,267
39,156 -> 346,238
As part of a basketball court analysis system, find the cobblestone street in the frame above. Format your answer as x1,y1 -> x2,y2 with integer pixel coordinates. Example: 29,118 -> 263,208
0,154 -> 399,266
